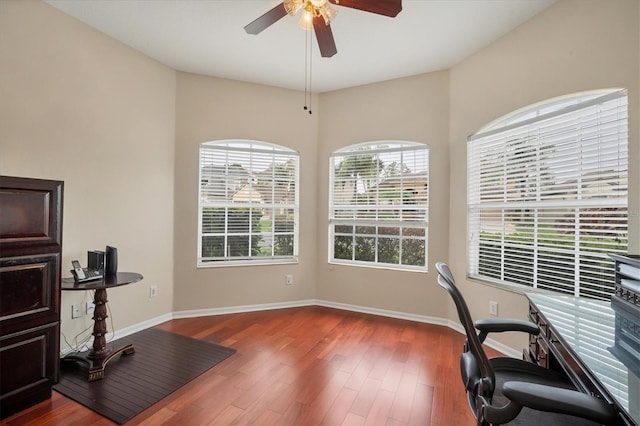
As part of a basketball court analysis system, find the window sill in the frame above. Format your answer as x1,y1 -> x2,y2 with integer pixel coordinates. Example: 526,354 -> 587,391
465,274 -> 559,298
198,258 -> 299,268
329,260 -> 427,273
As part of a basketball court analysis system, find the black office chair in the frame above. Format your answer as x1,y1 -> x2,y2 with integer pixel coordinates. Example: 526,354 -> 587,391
435,262 -> 618,426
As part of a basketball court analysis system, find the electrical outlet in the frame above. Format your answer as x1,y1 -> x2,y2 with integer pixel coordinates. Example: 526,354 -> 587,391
71,304 -> 82,319
86,301 -> 95,316
489,301 -> 498,316
285,274 -> 293,285
149,286 -> 157,298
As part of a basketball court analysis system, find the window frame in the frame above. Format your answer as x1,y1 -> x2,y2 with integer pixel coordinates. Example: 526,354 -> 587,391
197,139 -> 300,267
467,89 -> 628,300
328,141 -> 430,272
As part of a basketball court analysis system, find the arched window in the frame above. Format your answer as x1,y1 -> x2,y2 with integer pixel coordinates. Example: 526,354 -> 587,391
467,89 -> 628,300
329,141 -> 429,271
198,140 -> 299,266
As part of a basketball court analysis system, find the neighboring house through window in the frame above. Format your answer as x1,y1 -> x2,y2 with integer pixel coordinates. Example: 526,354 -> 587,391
467,89 -> 628,300
198,140 -> 299,266
329,141 -> 429,271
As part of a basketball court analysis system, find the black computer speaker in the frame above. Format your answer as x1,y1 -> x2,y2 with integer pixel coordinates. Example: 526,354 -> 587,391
105,245 -> 118,275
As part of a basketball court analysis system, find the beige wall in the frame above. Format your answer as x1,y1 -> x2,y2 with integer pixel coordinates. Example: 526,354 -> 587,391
0,0 -> 176,350
448,0 -> 640,349
173,73 -> 319,311
1,0 -> 638,354
316,72 -> 451,318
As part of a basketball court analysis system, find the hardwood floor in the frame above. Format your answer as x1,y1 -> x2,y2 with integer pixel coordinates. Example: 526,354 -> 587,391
2,306 -> 504,425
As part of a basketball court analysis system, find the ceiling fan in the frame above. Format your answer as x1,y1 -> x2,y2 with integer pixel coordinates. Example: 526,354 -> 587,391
244,0 -> 402,58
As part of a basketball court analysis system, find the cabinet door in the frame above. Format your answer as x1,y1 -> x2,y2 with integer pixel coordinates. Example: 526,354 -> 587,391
0,176 -> 63,254
0,323 -> 59,416
0,254 -> 60,335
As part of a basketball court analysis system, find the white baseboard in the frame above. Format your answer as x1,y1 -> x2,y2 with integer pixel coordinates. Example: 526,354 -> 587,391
110,312 -> 174,339
315,299 -> 450,327
172,299 -> 317,319
65,300 -> 521,359
60,312 -> 173,356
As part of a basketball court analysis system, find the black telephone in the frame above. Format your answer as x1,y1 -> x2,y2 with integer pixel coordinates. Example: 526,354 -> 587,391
71,260 -> 103,282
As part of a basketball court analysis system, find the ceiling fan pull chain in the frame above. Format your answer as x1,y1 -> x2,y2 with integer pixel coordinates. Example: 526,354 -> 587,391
303,24 -> 312,114
303,24 -> 309,113
308,28 -> 312,115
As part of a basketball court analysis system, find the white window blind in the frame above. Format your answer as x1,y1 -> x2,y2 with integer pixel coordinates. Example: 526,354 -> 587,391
329,141 -> 429,271
468,90 -> 628,300
198,140 -> 299,266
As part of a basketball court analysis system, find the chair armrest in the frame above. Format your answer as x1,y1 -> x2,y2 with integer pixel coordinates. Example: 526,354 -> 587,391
475,318 -> 540,335
474,318 -> 539,343
502,381 -> 618,425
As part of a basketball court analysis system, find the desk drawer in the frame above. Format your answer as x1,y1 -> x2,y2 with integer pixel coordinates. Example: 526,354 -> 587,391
534,335 -> 550,368
528,304 -> 551,367
529,305 -> 550,336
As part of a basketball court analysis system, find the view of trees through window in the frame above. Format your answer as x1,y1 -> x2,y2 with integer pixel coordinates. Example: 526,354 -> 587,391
468,90 -> 628,300
198,141 -> 298,265
330,142 -> 429,270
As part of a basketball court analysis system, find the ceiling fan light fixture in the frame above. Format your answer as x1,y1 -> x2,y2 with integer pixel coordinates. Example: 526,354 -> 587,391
297,9 -> 314,30
283,0 -> 304,16
317,3 -> 337,25
291,0 -> 337,28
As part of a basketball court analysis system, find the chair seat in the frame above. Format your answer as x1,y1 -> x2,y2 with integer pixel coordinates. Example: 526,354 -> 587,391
490,357 -> 571,386
489,357 -> 604,426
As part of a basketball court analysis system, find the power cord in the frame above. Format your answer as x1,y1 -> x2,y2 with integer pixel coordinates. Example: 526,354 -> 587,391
60,289 -> 117,356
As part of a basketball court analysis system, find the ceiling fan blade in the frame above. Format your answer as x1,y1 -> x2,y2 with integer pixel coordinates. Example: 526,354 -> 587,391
313,17 -> 337,58
329,0 -> 402,17
244,3 -> 288,35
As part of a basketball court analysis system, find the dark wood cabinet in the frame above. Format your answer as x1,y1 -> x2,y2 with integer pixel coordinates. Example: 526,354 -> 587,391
0,176 -> 63,419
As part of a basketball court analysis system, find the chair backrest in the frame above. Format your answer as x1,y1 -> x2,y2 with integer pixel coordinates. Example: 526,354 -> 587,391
435,262 -> 496,397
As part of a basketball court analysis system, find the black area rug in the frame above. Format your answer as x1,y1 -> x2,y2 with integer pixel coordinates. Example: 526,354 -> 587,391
53,328 -> 236,424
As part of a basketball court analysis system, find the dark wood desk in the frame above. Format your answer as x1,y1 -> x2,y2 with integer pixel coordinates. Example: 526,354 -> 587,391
527,293 -> 639,426
61,272 -> 143,381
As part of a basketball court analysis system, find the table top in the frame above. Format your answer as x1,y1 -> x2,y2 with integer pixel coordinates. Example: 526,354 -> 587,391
61,272 -> 143,291
527,293 -> 639,424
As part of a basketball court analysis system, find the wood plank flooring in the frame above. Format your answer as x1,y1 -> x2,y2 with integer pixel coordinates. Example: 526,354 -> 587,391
52,328 -> 236,424
2,306 -> 504,425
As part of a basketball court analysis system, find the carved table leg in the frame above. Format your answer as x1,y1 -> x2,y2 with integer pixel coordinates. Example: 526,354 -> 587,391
88,288 -> 110,358
62,287 -> 135,381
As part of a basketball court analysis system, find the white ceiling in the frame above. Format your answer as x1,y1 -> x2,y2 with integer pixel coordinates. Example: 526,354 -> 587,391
45,0 -> 556,93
